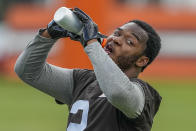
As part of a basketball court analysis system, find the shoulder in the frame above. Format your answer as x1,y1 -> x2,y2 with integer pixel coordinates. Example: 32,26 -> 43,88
130,78 -> 161,99
73,69 -> 95,80
130,78 -> 162,117
73,68 -> 94,75
72,69 -> 96,90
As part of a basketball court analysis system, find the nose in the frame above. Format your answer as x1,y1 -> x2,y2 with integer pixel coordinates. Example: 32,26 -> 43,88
111,36 -> 121,46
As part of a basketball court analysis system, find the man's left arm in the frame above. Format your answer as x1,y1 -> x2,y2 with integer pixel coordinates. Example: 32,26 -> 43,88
72,8 -> 145,118
85,41 -> 145,118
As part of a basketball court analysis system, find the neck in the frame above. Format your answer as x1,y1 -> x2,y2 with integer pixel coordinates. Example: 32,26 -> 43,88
124,67 -> 140,78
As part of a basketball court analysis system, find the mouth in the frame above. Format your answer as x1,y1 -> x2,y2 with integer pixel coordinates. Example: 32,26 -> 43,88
104,43 -> 113,54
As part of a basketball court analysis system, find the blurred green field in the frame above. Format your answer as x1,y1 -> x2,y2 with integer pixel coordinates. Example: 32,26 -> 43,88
0,76 -> 196,131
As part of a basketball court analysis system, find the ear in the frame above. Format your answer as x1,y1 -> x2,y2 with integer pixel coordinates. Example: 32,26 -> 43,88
135,56 -> 149,68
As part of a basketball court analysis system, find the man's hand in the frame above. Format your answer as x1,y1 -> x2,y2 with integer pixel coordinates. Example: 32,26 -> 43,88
42,8 -> 107,46
73,8 -> 103,47
46,20 -> 81,40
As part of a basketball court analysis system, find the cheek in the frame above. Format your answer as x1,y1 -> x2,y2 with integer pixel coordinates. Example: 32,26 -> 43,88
123,45 -> 144,57
113,45 -> 130,57
120,45 -> 133,56
113,46 -> 123,57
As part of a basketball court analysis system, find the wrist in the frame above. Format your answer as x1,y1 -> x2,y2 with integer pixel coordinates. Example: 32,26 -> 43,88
87,39 -> 98,45
39,29 -> 52,38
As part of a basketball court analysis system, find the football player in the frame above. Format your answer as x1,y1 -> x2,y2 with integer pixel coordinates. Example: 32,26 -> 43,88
15,8 -> 162,131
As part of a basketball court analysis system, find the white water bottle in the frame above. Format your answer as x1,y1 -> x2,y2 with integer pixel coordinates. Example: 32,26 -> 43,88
53,7 -> 83,35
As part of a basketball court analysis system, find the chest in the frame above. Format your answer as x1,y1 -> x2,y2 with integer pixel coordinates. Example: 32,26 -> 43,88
67,80 -> 120,131
72,80 -> 104,101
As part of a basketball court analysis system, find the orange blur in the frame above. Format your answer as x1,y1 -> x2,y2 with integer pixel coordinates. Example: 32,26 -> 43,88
3,0 -> 196,79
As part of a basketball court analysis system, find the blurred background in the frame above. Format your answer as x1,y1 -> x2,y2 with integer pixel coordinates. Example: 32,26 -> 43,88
0,0 -> 196,131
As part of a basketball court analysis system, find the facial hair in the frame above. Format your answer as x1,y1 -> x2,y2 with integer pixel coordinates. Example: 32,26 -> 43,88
116,54 -> 141,72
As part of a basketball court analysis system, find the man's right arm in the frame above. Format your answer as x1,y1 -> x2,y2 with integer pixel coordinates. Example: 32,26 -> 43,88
14,30 -> 74,105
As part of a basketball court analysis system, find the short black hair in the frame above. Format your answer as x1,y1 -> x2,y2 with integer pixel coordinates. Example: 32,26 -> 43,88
130,20 -> 161,71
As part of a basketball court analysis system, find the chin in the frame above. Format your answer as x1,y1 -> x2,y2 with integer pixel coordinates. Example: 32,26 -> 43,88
109,54 -> 118,64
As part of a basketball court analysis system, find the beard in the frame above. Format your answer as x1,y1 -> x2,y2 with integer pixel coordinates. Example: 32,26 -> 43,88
116,54 -> 141,72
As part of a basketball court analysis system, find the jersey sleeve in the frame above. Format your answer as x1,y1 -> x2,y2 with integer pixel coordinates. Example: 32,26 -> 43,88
84,42 -> 145,118
14,32 -> 74,105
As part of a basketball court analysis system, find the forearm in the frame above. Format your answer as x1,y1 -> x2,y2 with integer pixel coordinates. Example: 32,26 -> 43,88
15,33 -> 56,79
14,33 -> 73,104
85,42 -> 145,118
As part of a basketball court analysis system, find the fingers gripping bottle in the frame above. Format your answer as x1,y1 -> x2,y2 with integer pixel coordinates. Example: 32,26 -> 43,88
54,7 -> 83,35
53,7 -> 107,47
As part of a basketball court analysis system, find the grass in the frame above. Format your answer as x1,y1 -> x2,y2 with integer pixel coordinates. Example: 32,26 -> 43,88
150,80 -> 196,131
0,76 -> 196,131
0,76 -> 68,131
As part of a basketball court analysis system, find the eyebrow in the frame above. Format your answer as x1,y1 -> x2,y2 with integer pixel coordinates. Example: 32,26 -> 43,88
131,32 -> 140,41
117,27 -> 140,41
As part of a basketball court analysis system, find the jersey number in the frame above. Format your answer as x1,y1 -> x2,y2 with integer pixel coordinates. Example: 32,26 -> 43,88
67,100 -> 89,131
